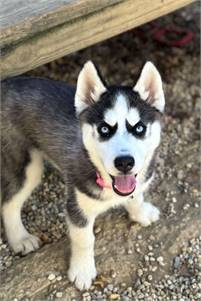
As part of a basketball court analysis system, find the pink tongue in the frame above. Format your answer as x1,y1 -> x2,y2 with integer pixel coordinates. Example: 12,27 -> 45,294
113,175 -> 136,194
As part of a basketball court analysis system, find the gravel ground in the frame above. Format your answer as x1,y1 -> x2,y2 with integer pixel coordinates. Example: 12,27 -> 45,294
1,2 -> 200,301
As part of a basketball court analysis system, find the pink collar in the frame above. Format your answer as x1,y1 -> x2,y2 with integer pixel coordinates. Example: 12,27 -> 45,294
96,172 -> 112,189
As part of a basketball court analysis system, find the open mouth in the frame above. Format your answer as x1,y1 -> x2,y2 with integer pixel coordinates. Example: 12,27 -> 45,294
111,174 -> 137,196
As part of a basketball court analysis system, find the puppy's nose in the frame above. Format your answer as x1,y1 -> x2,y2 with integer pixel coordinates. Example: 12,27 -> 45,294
114,156 -> 135,173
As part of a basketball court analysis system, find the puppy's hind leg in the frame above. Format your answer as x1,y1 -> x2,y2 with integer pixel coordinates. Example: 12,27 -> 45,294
2,149 -> 43,255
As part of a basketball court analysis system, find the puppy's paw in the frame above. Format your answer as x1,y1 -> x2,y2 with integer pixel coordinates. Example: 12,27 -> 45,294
11,234 -> 41,255
68,257 -> 97,290
130,202 -> 160,227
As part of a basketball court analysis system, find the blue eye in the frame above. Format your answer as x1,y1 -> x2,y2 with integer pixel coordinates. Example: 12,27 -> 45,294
97,122 -> 117,139
97,122 -> 111,137
134,121 -> 146,136
136,124 -> 144,133
100,126 -> 109,134
126,120 -> 146,138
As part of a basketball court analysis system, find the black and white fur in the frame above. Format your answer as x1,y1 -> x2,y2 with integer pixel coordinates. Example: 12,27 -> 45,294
1,61 -> 165,290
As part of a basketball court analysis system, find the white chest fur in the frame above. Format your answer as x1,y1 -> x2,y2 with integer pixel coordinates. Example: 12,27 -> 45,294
76,188 -> 127,218
75,175 -> 152,219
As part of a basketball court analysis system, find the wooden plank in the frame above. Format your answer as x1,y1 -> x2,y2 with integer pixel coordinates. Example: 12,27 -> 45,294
1,0 -> 193,79
0,0 -> 121,47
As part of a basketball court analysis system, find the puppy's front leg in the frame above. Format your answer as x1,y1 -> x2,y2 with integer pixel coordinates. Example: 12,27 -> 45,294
68,218 -> 96,290
124,193 -> 160,227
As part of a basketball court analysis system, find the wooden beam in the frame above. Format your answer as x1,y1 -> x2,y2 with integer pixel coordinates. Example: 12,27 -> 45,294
0,0 -> 121,47
1,0 -> 193,79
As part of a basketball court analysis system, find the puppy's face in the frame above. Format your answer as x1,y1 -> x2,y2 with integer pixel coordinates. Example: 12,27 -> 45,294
75,61 -> 165,196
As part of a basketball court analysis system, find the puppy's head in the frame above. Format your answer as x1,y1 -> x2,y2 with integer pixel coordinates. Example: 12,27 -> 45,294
75,61 -> 165,196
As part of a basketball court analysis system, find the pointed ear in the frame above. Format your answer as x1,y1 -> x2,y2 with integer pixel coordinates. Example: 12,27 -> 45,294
134,62 -> 165,112
75,61 -> 107,114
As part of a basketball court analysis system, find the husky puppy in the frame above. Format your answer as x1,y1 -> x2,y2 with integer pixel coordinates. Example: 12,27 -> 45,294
1,61 -> 165,290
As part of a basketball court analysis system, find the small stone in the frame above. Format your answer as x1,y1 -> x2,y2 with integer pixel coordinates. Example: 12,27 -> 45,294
48,273 -> 56,281
83,292 -> 90,297
169,203 -> 176,214
58,212 -> 66,217
172,197 -> 177,203
157,256 -> 165,266
144,281 -> 150,287
137,269 -> 143,277
94,227 -> 102,234
56,275 -> 62,281
122,296 -> 129,301
111,272 -> 117,278
128,249 -> 133,254
32,205 -> 37,210
107,284 -> 113,291
110,293 -> 120,300
173,256 -> 181,269
183,203 -> 190,210
151,266 -> 158,272
177,170 -> 184,179
56,292 -> 63,298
